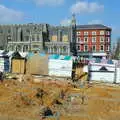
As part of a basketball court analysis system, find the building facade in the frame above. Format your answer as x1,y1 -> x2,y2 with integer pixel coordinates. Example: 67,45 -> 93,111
0,23 -> 76,55
0,17 -> 112,57
76,24 -> 112,58
5,23 -> 48,52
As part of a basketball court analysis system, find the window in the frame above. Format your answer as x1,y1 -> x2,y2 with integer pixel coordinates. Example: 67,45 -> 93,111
106,31 -> 110,35
32,45 -> 39,48
92,45 -> 96,51
100,31 -> 105,35
100,45 -> 104,51
62,35 -> 68,42
77,45 -> 80,51
24,36 -> 29,41
23,45 -> 28,52
32,35 -> 35,41
100,37 -> 105,42
37,35 -> 39,41
92,31 -> 96,35
84,45 -> 88,51
106,37 -> 110,42
26,29 -> 30,33
0,29 -> 3,34
92,37 -> 96,42
77,37 -> 80,42
54,46 -> 57,52
8,29 -> 11,34
7,35 -> 11,39
8,35 -> 12,41
34,26 -> 37,30
84,37 -> 88,42
63,46 -> 67,52
77,31 -> 81,35
34,34 -> 37,41
106,46 -> 109,51
52,35 -> 57,41
16,45 -> 21,51
84,31 -> 88,36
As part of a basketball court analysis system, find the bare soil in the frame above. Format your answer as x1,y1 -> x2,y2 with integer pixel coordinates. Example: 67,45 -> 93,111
0,77 -> 120,120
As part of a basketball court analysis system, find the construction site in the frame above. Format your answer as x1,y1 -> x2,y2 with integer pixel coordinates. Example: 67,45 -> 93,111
0,65 -> 120,120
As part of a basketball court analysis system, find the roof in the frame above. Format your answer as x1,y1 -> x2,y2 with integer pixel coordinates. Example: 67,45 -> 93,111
19,52 -> 28,58
49,54 -> 72,60
76,24 -> 111,30
12,52 -> 25,59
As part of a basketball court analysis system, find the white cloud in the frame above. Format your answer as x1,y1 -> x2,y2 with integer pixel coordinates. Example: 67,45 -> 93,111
60,18 -> 71,26
0,4 -> 24,23
34,0 -> 64,6
70,1 -> 104,14
88,20 -> 103,24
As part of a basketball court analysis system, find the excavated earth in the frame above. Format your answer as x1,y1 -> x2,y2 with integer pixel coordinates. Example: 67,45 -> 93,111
0,77 -> 120,120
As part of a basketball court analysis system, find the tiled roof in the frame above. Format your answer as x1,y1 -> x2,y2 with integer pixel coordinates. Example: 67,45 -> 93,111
76,24 -> 111,30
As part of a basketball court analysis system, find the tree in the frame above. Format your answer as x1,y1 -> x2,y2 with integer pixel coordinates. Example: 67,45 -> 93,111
114,38 -> 120,59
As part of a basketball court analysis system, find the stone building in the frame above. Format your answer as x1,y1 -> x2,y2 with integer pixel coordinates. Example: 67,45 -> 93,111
7,23 -> 48,52
0,15 -> 76,56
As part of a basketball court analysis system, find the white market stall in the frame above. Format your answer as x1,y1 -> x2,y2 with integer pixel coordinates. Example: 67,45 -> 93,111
89,63 -> 116,83
48,55 -> 73,77
116,68 -> 120,83
0,51 -> 14,72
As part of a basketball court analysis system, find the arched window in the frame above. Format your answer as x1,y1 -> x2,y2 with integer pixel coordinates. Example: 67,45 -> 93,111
51,47 -> 53,54
16,45 -> 21,51
63,46 -> 67,52
54,46 -> 57,53
23,45 -> 28,52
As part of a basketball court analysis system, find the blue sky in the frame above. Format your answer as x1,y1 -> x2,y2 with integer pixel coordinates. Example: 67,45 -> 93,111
0,0 -> 120,44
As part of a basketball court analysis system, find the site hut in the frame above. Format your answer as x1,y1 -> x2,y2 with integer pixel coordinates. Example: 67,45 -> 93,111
26,52 -> 49,76
11,51 -> 26,74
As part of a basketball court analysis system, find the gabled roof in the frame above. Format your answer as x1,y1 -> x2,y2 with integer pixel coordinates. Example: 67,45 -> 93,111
76,24 -> 111,30
12,51 -> 24,59
99,66 -> 108,71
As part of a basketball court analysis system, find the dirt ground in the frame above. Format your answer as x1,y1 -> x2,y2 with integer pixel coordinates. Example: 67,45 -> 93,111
0,76 -> 120,120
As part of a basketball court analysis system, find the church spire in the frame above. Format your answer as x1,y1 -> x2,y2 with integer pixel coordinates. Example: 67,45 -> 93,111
71,13 -> 76,26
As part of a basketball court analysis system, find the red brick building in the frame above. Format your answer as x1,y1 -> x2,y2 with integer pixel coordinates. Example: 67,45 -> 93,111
76,24 -> 112,58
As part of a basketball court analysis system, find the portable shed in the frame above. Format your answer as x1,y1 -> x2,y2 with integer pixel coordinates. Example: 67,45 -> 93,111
26,53 -> 49,75
11,52 -> 26,74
